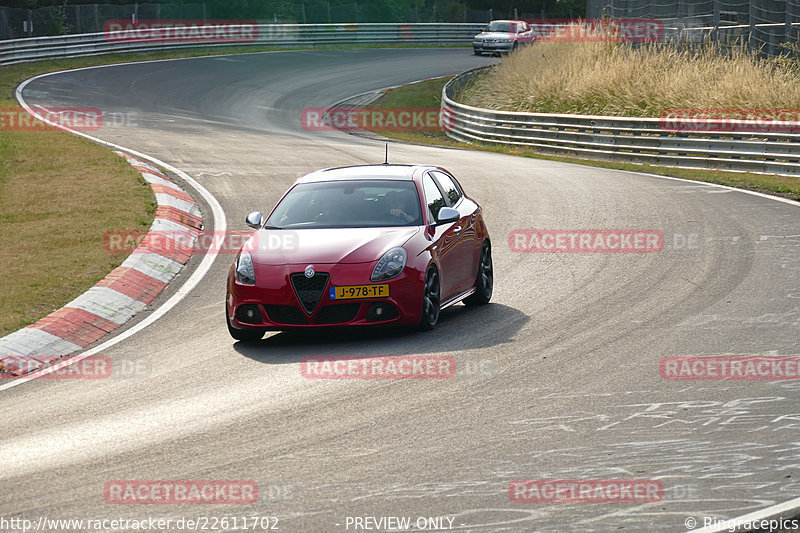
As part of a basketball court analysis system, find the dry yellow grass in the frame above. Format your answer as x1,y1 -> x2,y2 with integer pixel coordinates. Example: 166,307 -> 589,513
0,55 -> 169,337
459,41 -> 800,117
0,129 -> 156,336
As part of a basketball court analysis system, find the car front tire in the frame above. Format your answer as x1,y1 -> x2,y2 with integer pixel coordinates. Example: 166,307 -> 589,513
464,240 -> 493,306
419,266 -> 441,331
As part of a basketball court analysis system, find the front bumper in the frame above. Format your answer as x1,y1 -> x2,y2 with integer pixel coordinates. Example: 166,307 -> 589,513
473,41 -> 514,53
227,262 -> 424,330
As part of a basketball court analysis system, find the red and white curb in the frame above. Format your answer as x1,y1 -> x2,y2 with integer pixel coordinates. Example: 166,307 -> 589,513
0,152 -> 203,377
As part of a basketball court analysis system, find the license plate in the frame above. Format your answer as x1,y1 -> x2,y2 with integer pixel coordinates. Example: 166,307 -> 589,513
329,284 -> 389,300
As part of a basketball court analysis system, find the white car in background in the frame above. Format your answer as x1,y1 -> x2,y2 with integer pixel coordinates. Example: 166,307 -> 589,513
472,20 -> 535,55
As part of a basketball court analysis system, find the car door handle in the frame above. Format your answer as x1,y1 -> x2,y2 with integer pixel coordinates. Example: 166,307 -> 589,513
453,226 -> 462,233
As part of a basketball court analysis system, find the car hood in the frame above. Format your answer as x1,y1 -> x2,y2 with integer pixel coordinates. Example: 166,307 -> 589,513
245,227 -> 419,265
475,31 -> 514,39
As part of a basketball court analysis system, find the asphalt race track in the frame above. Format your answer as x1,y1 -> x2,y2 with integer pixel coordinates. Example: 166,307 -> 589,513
3,48 -> 800,532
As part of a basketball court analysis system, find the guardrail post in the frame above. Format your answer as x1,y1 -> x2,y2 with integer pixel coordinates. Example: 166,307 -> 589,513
712,0 -> 720,42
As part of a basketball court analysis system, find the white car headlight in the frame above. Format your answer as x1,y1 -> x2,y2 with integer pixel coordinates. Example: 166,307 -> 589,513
371,247 -> 407,282
235,251 -> 256,285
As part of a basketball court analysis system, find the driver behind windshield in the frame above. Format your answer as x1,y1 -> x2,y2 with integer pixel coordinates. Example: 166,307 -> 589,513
384,190 -> 416,224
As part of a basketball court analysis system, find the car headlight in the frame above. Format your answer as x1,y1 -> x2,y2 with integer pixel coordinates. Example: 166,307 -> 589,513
371,247 -> 407,282
235,251 -> 256,285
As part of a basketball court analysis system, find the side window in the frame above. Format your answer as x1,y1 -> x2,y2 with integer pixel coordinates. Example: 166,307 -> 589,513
422,174 -> 446,222
432,171 -> 462,206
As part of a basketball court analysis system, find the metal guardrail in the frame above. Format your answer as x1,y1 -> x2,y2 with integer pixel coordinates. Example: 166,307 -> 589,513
0,23 -> 483,65
441,67 -> 800,177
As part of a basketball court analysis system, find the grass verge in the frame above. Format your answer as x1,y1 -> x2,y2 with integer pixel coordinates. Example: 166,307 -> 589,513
459,41 -> 800,116
365,76 -> 800,202
0,129 -> 156,336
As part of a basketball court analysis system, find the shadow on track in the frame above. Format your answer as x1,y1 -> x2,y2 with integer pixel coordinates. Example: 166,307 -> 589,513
233,303 -> 529,365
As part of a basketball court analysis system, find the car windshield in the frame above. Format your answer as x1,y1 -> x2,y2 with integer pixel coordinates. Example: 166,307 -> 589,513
265,179 -> 423,229
487,21 -> 512,32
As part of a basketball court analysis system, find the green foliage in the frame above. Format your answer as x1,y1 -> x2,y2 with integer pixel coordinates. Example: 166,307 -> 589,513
49,0 -> 72,35
204,0 -> 471,22
11,0 -> 527,23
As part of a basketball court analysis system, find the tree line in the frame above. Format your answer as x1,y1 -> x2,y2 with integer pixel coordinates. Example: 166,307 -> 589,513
3,0 -> 586,21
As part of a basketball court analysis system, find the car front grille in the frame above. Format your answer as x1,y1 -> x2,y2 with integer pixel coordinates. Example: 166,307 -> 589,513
264,305 -> 308,325
290,272 -> 330,315
316,303 -> 361,325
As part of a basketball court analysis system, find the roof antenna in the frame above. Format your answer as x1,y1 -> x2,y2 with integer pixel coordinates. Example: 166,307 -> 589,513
382,142 -> 388,165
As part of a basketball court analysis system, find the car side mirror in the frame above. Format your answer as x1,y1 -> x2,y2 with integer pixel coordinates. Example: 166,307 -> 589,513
245,211 -> 263,229
436,207 -> 460,224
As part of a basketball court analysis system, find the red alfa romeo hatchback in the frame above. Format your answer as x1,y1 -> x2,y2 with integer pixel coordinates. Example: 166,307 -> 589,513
226,164 -> 492,340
